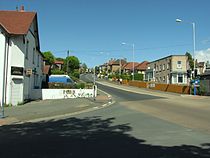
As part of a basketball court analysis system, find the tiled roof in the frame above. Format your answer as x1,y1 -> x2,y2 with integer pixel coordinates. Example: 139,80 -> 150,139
0,10 -> 36,35
123,62 -> 139,70
54,61 -> 64,65
135,61 -> 149,70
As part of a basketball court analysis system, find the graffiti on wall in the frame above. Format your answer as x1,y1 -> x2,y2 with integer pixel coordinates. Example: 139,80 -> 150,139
63,89 -> 93,98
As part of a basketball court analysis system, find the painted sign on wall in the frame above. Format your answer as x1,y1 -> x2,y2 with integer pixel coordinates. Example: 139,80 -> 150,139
40,89 -> 94,100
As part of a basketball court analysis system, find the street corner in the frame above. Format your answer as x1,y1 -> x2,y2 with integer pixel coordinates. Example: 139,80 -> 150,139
0,117 -> 19,126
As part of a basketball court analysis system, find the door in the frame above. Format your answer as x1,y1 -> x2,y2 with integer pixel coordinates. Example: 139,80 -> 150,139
11,79 -> 23,105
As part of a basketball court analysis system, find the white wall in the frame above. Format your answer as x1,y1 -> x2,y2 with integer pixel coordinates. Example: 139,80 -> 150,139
6,36 -> 24,105
0,29 -> 6,106
31,89 -> 94,100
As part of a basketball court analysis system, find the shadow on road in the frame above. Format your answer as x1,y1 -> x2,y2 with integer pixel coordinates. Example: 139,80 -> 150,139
0,116 -> 210,158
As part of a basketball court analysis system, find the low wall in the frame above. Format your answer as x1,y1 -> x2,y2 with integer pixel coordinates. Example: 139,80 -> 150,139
124,80 -> 190,94
31,89 -> 94,100
128,81 -> 148,88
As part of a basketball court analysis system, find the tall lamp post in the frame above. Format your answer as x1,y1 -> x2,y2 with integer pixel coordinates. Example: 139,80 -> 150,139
176,18 -> 196,77
176,18 -> 196,95
122,42 -> 135,81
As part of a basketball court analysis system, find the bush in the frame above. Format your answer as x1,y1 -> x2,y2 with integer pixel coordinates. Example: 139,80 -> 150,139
51,69 -> 65,75
134,73 -> 144,81
48,82 -> 76,89
72,71 -> 80,79
75,82 -> 85,89
121,74 -> 131,80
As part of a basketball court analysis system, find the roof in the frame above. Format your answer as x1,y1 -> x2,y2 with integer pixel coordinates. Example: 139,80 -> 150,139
135,61 -> 149,70
149,55 -> 186,64
113,59 -> 127,65
123,62 -> 139,70
54,61 -> 64,65
0,10 -> 36,35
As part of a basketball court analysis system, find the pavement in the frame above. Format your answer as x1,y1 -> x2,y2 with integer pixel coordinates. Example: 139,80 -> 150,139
0,89 -> 112,126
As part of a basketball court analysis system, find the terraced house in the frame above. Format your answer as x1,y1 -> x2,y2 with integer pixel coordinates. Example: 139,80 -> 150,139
0,7 -> 43,105
146,55 -> 189,84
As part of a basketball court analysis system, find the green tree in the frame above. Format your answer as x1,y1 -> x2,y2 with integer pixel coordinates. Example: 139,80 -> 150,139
65,56 -> 80,73
185,52 -> 194,70
43,51 -> 55,65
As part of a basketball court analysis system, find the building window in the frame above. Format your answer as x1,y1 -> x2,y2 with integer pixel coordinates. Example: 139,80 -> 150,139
33,48 -> 35,64
163,64 -> 165,71
178,74 -> 183,83
160,65 -> 162,71
34,74 -> 39,89
173,74 -> 177,83
167,62 -> 170,70
177,61 -> 182,69
163,76 -> 166,82
26,40 -> 29,59
37,54 -> 39,67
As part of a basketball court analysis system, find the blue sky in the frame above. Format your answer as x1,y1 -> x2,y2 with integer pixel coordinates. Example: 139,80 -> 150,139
1,0 -> 210,67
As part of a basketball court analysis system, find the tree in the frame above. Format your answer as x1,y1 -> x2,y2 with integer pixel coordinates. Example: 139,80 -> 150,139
65,56 -> 80,73
185,52 -> 194,70
43,51 -> 55,65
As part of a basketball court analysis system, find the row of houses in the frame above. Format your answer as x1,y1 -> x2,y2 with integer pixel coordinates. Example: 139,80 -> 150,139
99,55 -> 209,85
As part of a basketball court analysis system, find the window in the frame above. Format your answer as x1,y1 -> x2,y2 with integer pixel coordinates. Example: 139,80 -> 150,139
156,66 -> 159,72
34,74 -> 39,89
178,74 -> 183,83
163,64 -> 165,71
37,54 -> 39,67
160,65 -> 162,71
177,61 -> 182,69
173,74 -> 177,83
26,40 -> 29,59
163,76 -> 166,82
33,48 -> 35,64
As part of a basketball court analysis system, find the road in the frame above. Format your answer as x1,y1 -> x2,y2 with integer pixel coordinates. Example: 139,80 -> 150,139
0,74 -> 209,157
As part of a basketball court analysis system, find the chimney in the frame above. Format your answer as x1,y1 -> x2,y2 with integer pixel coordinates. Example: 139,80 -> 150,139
20,6 -> 25,12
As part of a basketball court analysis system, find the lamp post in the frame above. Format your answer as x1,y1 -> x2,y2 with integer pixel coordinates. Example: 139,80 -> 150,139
176,18 -> 196,77
176,18 -> 196,95
122,42 -> 135,81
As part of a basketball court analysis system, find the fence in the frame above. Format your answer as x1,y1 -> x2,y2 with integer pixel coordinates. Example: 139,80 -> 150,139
122,80 -> 190,94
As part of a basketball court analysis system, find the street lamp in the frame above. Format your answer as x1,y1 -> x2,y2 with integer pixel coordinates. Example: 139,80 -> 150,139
176,18 -> 196,95
176,18 -> 196,77
121,42 -> 135,81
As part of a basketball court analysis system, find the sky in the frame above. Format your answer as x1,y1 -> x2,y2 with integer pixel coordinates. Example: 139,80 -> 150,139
1,0 -> 210,67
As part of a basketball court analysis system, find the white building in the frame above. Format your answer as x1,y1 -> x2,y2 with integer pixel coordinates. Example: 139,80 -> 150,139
0,7 -> 43,105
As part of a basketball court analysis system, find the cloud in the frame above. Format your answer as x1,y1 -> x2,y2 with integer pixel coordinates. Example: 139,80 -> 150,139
195,48 -> 210,62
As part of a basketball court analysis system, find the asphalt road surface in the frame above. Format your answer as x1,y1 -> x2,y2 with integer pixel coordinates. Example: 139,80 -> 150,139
0,74 -> 210,158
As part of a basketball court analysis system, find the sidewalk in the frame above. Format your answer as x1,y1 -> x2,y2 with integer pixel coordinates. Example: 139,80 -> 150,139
0,90 -> 111,126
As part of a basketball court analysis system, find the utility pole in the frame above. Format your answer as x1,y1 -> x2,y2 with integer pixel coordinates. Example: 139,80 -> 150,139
67,50 -> 69,74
